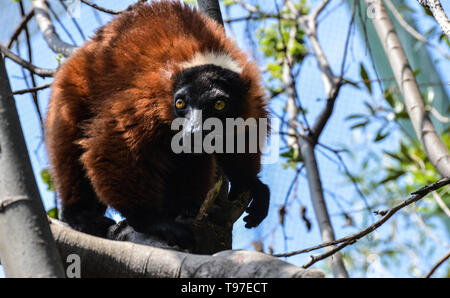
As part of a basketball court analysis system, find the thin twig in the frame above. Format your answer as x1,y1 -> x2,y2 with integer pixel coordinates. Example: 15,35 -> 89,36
58,0 -> 87,41
302,240 -> 356,269
80,0 -> 121,15
272,177 -> 450,261
317,142 -> 372,214
424,250 -> 450,278
12,83 -> 52,95
385,0 -> 450,60
0,43 -> 57,78
19,0 -> 43,128
7,8 -> 35,49
418,0 -> 450,39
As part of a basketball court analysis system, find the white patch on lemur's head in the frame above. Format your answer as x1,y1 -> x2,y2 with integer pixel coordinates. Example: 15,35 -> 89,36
181,52 -> 243,74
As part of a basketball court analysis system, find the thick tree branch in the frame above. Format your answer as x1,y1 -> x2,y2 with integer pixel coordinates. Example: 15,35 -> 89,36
273,177 -> 450,266
418,0 -> 450,39
49,217 -> 324,278
281,0 -> 349,278
0,55 -> 64,277
385,0 -> 450,60
32,0 -> 78,57
366,0 -> 450,177
0,43 -> 56,78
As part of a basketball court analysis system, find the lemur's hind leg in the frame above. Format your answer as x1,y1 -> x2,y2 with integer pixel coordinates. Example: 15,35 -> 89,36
47,113 -> 115,237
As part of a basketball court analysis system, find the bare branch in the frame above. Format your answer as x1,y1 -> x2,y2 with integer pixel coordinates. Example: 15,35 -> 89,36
0,55 -> 64,277
79,0 -> 121,15
7,7 -> 34,49
418,0 -> 450,39
385,0 -> 450,60
49,217 -> 324,278
302,240 -> 356,269
424,250 -> 450,278
18,0 -> 43,129
233,0 -> 259,14
0,42 -> 57,78
12,83 -> 52,95
367,0 -> 450,177
272,177 -> 450,262
297,139 -> 349,277
282,0 -> 349,278
32,0 -> 78,57
311,0 -> 332,22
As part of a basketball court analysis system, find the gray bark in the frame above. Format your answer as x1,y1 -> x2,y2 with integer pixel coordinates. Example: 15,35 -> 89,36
284,0 -> 349,277
0,55 -> 64,277
366,0 -> 450,177
298,139 -> 348,277
198,0 -> 224,26
32,0 -> 78,57
418,0 -> 450,39
50,218 -> 324,278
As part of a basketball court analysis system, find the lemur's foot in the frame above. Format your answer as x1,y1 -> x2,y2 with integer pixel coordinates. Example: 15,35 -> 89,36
61,209 -> 116,237
147,221 -> 195,249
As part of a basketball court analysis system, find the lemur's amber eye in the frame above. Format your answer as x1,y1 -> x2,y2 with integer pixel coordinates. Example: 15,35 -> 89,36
214,100 -> 226,111
175,98 -> 185,109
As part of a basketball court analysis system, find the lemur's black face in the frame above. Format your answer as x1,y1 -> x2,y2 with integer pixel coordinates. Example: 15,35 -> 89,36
172,64 -> 247,136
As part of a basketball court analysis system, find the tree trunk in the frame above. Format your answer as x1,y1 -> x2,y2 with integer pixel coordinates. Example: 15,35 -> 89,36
0,55 -> 64,277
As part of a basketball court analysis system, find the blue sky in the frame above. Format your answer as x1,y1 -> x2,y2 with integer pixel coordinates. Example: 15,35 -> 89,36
0,0 -> 448,277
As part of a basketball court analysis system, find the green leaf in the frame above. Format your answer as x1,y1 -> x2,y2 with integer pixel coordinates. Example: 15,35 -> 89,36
397,4 -> 414,13
374,127 -> 389,142
364,101 -> 375,115
343,79 -> 360,89
379,171 -> 404,184
384,88 -> 395,108
345,114 -> 367,121
280,148 -> 293,158
360,63 -> 372,95
41,168 -> 54,191
183,0 -> 198,5
422,6 -> 433,17
395,110 -> 409,119
438,33 -> 450,47
47,207 -> 59,219
412,68 -> 422,77
350,119 -> 369,130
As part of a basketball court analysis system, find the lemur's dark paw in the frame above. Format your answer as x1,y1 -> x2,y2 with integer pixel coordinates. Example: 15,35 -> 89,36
148,222 -> 195,249
243,179 -> 270,228
228,182 -> 249,201
63,215 -> 116,237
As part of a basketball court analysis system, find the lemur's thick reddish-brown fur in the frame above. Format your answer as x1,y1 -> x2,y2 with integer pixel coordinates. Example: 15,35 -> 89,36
46,1 -> 267,228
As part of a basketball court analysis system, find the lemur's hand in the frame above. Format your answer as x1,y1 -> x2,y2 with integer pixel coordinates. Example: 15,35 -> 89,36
228,178 -> 270,228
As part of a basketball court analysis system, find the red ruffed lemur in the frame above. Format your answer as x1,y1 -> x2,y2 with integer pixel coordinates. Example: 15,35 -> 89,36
46,0 -> 270,248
